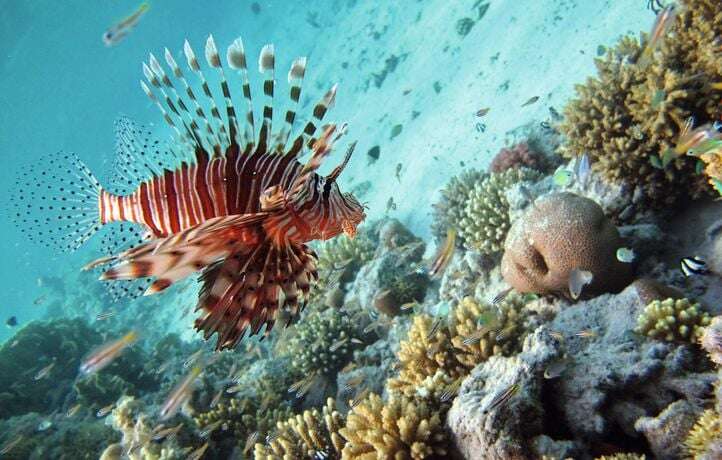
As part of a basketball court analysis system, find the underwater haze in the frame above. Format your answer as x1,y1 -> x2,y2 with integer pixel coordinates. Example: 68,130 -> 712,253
1,0 -> 722,459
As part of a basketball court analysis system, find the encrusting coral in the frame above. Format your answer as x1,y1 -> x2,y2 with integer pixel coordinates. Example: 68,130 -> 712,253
457,167 -> 542,254
489,141 -> 547,174
339,393 -> 449,459
254,398 -> 346,460
635,297 -> 711,343
431,169 -> 486,244
685,409 -> 722,459
501,192 -> 632,298
449,295 -> 530,369
559,0 -> 722,207
282,307 -> 362,377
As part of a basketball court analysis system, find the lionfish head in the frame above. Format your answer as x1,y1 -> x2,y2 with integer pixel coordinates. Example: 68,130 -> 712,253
314,143 -> 366,240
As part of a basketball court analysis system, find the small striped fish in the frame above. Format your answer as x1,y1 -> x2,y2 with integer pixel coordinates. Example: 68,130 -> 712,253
12,36 -> 366,350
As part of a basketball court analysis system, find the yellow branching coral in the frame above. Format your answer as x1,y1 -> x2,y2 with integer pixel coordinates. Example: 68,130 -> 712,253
449,295 -> 529,369
386,314 -> 466,397
560,0 -> 722,207
635,297 -> 711,342
254,398 -> 345,460
685,409 -> 721,459
339,393 -> 449,460
457,168 -> 541,254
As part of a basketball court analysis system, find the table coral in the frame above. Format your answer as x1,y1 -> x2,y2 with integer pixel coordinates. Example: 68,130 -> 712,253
635,298 -> 711,343
254,398 -> 345,460
339,393 -> 449,459
449,295 -> 530,369
560,0 -> 722,207
458,167 -> 542,254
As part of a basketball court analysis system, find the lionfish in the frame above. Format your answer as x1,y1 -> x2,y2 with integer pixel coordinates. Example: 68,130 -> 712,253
12,35 -> 366,349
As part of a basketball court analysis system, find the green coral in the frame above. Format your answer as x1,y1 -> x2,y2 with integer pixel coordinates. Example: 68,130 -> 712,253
339,393 -> 449,459
559,0 -> 722,207
449,295 -> 530,369
194,396 -> 293,450
685,408 -> 721,459
457,167 -> 542,254
316,232 -> 375,276
254,398 -> 346,460
431,169 -> 486,244
282,308 -> 361,378
635,297 -> 711,342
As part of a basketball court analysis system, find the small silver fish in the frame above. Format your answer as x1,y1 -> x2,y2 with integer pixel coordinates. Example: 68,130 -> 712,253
491,287 -> 512,306
483,383 -> 519,414
568,268 -> 593,300
574,153 -> 591,186
102,2 -> 150,46
426,317 -> 444,340
160,366 -> 202,420
521,96 -> 540,107
37,419 -> 53,431
616,247 -> 636,263
97,403 -> 115,418
329,338 -> 348,352
34,361 -> 56,380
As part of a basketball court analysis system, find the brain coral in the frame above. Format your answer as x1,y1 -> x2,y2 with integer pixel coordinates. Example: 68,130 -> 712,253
489,142 -> 547,174
559,0 -> 722,207
339,393 -> 449,459
501,192 -> 633,297
458,167 -> 542,254
635,297 -> 711,343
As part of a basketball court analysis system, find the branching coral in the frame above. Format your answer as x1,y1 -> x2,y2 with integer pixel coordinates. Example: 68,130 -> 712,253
685,408 -> 722,459
635,297 -> 711,342
282,308 -> 361,378
449,295 -> 530,369
316,232 -> 375,277
254,398 -> 345,460
490,142 -> 547,174
560,0 -> 722,207
431,169 -> 487,243
339,393 -> 449,459
386,314 -> 467,398
457,167 -> 542,254
194,396 -> 293,449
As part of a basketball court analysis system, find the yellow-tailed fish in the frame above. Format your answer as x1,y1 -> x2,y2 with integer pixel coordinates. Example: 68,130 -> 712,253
549,331 -> 564,342
187,442 -> 209,460
160,366 -> 202,420
638,5 -> 677,68
673,117 -> 721,156
0,435 -> 24,454
102,2 -> 150,46
568,268 -> 593,300
429,228 -> 456,278
34,361 -> 56,380
483,383 -> 519,414
79,331 -> 138,375
97,402 -> 115,417
400,301 -> 419,311
152,423 -> 183,441
66,403 -> 82,418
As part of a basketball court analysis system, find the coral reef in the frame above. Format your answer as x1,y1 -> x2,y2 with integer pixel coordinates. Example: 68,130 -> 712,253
700,316 -> 722,364
559,0 -> 722,207
635,298 -> 711,343
254,398 -> 345,460
316,232 -> 375,281
634,399 -> 701,460
502,192 -> 633,297
282,307 -> 362,378
339,392 -> 449,459
458,167 -> 542,254
489,141 -> 548,174
431,169 -> 486,243
0,318 -> 101,418
449,295 -> 530,369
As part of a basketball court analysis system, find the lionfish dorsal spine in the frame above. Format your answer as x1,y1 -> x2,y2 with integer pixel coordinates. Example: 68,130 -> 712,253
203,36 -> 240,148
258,44 -> 275,152
277,56 -> 307,151
226,37 -> 256,147
287,83 -> 337,157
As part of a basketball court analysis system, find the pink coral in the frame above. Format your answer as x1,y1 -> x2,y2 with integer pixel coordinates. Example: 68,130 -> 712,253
489,142 -> 546,174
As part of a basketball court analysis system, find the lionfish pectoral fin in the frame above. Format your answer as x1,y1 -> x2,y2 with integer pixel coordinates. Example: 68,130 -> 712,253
194,241 -> 318,350
99,213 -> 269,295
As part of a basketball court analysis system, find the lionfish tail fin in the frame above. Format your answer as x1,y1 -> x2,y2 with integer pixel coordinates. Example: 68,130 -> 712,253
11,151 -> 104,253
96,213 -> 269,295
195,241 -> 319,350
